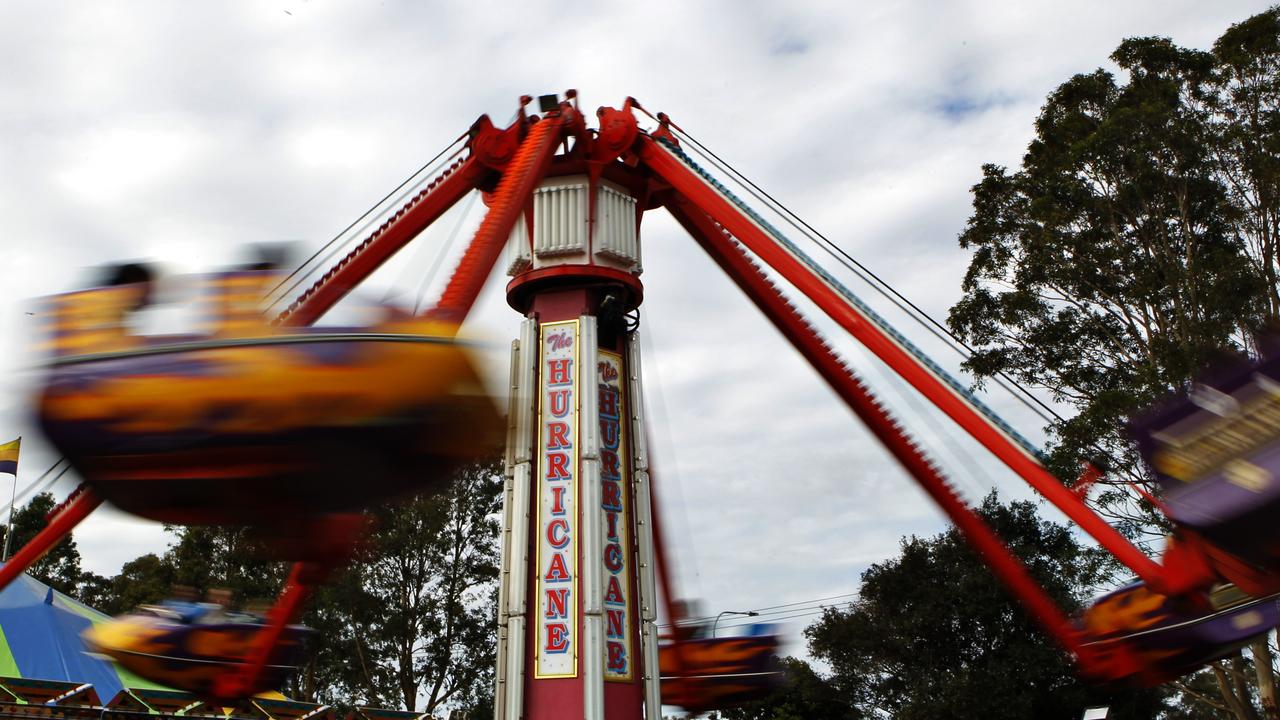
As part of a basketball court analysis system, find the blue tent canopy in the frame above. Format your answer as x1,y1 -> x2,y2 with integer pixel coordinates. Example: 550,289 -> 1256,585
0,571 -> 168,701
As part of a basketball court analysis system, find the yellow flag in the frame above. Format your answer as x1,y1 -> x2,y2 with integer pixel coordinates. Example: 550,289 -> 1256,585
0,438 -> 17,476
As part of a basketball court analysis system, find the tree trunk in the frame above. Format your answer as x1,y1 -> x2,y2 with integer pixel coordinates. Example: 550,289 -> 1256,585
400,645 -> 417,712
1235,655 -> 1263,720
1215,660 -> 1261,720
1253,635 -> 1280,720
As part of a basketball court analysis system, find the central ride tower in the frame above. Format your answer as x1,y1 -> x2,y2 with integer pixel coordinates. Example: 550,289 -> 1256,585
495,99 -> 663,720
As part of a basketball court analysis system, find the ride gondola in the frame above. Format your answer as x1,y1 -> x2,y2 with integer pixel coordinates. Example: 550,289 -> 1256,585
24,93 -> 1280,712
37,266 -> 502,537
1080,581 -> 1280,683
1130,348 -> 1280,596
658,633 -> 782,713
31,263 -> 503,698
82,600 -> 309,697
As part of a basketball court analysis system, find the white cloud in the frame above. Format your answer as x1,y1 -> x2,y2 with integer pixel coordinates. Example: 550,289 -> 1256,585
0,0 -> 1268,672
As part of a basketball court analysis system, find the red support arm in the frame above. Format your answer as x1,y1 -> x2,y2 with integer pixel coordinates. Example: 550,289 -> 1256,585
641,440 -> 685,639
214,561 -> 319,700
277,155 -> 486,326
642,136 -> 1171,593
0,485 -> 101,591
644,446 -> 693,689
427,111 -> 571,324
667,198 -> 1099,668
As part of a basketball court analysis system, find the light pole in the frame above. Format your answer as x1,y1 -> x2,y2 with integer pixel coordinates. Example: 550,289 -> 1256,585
1,470 -> 14,561
712,610 -> 759,637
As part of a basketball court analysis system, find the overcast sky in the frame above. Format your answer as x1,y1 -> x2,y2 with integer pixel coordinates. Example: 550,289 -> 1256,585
0,0 -> 1272,657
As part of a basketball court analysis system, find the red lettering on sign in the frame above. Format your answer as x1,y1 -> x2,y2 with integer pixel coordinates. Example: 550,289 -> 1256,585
545,553 -> 570,582
605,575 -> 625,605
547,518 -> 570,548
547,452 -> 571,480
598,361 -> 618,382
607,641 -> 626,672
601,449 -> 620,479
599,387 -> 619,418
605,509 -> 620,542
547,421 -> 571,449
547,519 -> 570,549
602,481 -> 621,511
548,332 -> 574,351
548,389 -> 571,417
600,419 -> 619,450
547,623 -> 569,653
545,588 -> 570,619
548,359 -> 573,385
607,608 -> 625,638
604,543 -> 623,573
551,486 -> 566,515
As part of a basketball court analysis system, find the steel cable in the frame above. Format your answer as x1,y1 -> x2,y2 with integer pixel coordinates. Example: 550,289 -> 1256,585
669,126 -> 1064,427
267,134 -> 467,308
653,136 -> 1046,461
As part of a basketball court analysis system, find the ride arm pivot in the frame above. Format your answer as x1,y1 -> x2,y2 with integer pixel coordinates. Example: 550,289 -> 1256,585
427,109 -> 572,324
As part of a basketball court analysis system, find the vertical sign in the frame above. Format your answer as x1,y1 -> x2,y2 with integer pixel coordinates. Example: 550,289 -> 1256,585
536,320 -> 579,678
598,350 -> 634,681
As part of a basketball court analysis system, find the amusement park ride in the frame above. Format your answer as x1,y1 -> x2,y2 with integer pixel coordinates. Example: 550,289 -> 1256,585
3,91 -> 1280,717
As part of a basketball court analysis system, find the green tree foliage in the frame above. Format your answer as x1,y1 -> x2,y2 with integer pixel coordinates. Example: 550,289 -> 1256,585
80,553 -> 174,616
73,456 -> 502,715
350,456 -> 502,714
0,492 -> 95,597
948,6 -> 1280,716
717,657 -> 861,720
947,7 -> 1280,530
804,495 -> 1172,720
1211,9 -> 1280,317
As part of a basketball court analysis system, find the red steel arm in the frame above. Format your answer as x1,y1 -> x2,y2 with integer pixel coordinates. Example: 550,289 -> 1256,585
667,198 -> 1104,670
214,513 -> 367,699
277,155 -> 486,326
643,441 -> 693,689
641,437 -> 686,639
428,111 -> 570,324
213,113 -> 570,694
213,561 -> 318,699
641,136 -> 1171,593
0,485 -> 101,591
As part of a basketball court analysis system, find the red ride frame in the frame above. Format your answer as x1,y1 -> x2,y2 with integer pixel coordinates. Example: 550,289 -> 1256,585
8,95 -> 1211,693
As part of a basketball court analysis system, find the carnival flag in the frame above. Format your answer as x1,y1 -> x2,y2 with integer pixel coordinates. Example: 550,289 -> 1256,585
0,439 -> 18,476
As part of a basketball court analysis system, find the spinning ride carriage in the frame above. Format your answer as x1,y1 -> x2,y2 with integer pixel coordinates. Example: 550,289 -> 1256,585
5,92 -> 1280,716
82,603 -> 311,698
39,273 -> 498,530
25,265 -> 502,697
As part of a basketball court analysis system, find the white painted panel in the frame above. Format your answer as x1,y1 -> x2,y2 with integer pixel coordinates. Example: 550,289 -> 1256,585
506,214 -> 532,275
534,184 -> 588,257
595,185 -> 639,267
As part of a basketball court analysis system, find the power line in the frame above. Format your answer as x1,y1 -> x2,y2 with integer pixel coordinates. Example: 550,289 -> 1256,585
412,190 -> 480,314
728,591 -> 857,615
716,604 -> 855,631
3,460 -> 71,523
659,592 -> 859,628
15,458 -> 65,502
